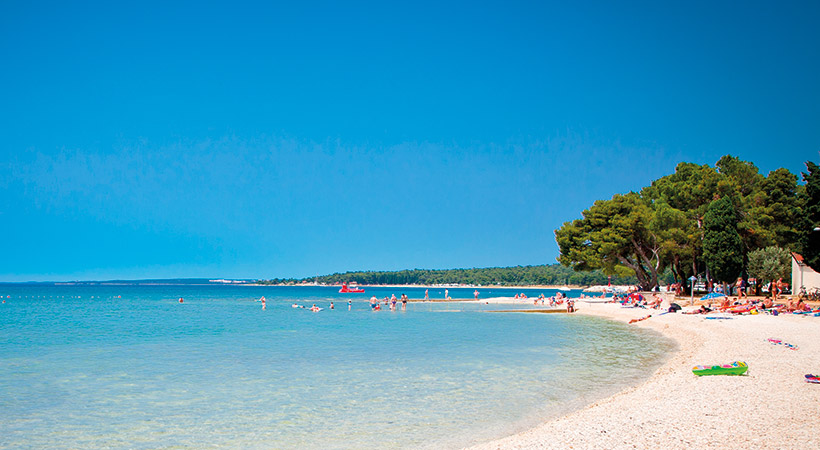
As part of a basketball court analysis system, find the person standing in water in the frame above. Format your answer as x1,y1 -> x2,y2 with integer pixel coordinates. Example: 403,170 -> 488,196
348,300 -> 352,310
330,302 -> 334,310
445,289 -> 449,300
424,289 -> 429,300
474,290 -> 479,300
401,294 -> 407,310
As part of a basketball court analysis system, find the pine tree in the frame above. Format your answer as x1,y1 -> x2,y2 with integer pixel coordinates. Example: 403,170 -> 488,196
702,196 -> 743,290
802,161 -> 820,272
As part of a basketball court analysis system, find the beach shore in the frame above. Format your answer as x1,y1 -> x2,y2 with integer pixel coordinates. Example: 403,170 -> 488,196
469,301 -> 820,450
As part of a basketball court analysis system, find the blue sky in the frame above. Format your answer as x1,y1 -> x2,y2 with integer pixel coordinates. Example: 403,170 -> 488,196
1,1 -> 819,281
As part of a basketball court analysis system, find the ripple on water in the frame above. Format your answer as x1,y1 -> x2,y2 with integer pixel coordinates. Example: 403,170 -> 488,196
0,286 -> 673,449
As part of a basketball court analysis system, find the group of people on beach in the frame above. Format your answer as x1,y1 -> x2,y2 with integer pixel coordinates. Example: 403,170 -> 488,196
614,288 -> 815,316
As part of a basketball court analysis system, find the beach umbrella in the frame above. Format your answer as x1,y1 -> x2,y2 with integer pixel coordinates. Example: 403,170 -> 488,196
701,292 -> 726,300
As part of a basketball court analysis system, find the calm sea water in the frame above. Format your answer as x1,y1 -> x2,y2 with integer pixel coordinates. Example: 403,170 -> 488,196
0,285 -> 672,449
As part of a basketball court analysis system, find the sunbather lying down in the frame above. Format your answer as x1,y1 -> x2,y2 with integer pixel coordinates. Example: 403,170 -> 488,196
629,314 -> 651,324
684,305 -> 712,314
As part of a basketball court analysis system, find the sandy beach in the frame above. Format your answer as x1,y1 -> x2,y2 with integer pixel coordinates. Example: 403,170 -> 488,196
469,301 -> 820,450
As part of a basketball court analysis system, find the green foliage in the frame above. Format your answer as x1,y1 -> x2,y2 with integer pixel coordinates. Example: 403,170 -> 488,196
747,246 -> 791,284
746,168 -> 803,249
557,155 -> 805,290
801,161 -> 820,272
702,196 -> 743,283
256,264 -> 638,287
555,193 -> 662,290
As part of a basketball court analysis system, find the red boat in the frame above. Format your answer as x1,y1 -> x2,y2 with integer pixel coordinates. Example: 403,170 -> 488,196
339,283 -> 365,293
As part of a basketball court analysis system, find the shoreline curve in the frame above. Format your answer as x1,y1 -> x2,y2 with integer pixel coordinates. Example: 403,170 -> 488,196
467,302 -> 820,450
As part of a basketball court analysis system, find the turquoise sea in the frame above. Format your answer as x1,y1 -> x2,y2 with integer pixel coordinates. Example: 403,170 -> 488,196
0,285 -> 672,449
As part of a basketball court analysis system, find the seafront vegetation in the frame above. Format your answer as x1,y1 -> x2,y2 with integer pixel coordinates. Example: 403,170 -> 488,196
747,246 -> 792,288
555,155 -> 820,292
257,264 -> 638,287
802,161 -> 820,271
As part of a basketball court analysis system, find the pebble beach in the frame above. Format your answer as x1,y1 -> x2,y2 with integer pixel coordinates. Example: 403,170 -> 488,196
470,301 -> 820,449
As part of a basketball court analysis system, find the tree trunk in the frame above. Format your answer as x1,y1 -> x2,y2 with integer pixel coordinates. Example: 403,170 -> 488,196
616,255 -> 653,290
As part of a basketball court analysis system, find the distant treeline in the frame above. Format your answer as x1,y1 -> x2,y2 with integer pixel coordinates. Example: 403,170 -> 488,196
257,264 -> 639,286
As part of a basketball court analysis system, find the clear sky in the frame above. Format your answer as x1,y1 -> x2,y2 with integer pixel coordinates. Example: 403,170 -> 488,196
1,1 -> 819,281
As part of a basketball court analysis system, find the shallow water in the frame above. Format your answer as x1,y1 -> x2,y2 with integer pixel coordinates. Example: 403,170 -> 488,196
0,285 -> 672,449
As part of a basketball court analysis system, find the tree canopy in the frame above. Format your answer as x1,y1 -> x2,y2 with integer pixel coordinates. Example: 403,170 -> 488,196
257,264 -> 638,287
747,246 -> 791,285
800,161 -> 820,272
556,155 -> 811,291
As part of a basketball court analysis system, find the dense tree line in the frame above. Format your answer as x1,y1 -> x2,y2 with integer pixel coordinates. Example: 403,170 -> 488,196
555,155 -> 820,292
257,264 -> 638,286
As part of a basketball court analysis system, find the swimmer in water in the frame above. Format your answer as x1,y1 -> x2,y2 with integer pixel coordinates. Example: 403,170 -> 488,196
179,298 -> 184,303
330,302 -> 334,309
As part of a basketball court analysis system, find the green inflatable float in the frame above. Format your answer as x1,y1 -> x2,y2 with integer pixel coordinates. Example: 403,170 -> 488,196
692,361 -> 748,376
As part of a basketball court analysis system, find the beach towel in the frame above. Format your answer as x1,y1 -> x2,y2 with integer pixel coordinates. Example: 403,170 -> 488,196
767,338 -> 798,350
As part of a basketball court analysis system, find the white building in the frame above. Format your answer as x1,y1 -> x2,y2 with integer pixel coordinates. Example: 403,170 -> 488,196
792,253 -> 820,292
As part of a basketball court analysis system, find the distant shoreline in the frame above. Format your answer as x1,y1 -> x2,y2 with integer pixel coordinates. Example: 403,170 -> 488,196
245,283 -> 591,289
